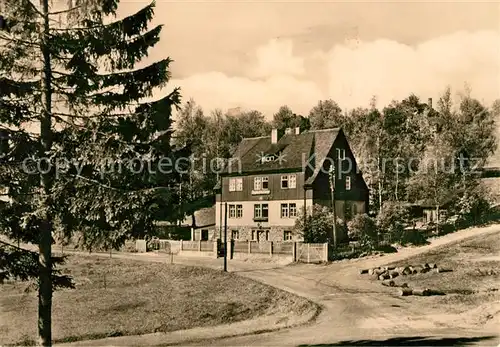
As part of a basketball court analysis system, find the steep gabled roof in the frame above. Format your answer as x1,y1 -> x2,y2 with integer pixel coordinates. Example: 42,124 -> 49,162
157,206 -> 216,228
222,128 -> 341,176
304,128 -> 341,185
181,206 -> 215,227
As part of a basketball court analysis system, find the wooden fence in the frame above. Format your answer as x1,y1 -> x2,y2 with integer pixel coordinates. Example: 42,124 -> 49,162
295,242 -> 328,263
138,238 -> 329,263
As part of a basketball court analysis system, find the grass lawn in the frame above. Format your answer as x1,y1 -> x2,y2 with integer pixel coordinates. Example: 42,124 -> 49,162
0,255 -> 314,346
382,231 -> 500,327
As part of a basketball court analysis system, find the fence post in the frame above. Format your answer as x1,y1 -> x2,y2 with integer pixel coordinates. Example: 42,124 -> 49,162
248,240 -> 251,254
323,243 -> 328,262
292,242 -> 297,262
307,243 -> 310,263
198,240 -> 202,252
228,239 -> 232,259
180,240 -> 183,251
269,241 -> 273,257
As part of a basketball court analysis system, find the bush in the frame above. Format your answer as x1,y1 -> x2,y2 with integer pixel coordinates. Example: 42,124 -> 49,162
376,201 -> 410,243
295,204 -> 348,244
347,214 -> 377,249
399,229 -> 429,246
454,190 -> 492,227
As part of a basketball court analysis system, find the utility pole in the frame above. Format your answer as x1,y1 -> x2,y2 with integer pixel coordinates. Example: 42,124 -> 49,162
329,165 -> 337,248
219,197 -> 222,240
224,202 -> 228,272
39,0 -> 54,345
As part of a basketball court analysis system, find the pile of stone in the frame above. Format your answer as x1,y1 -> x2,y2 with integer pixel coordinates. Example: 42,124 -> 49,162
359,263 -> 450,296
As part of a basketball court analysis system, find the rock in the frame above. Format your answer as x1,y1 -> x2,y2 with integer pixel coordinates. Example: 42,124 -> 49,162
402,266 -> 412,275
389,271 -> 399,278
379,273 -> 390,280
359,269 -> 369,274
399,288 -> 413,296
412,288 -> 431,296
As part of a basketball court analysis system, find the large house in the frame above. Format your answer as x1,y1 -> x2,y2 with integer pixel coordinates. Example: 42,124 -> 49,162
214,126 -> 369,242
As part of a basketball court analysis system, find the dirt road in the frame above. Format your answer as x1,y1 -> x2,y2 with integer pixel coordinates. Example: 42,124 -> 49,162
60,224 -> 500,346
180,224 -> 500,346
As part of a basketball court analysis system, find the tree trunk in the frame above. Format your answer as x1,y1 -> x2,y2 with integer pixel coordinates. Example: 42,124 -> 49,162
39,0 -> 53,345
395,164 -> 399,202
377,134 -> 383,214
436,205 -> 440,234
378,180 -> 383,214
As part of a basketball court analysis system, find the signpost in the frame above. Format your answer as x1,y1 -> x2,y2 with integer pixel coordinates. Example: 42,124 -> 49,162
224,202 -> 228,272
329,165 -> 337,248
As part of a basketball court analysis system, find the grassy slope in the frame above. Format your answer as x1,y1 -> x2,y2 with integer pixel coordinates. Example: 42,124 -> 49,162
0,255 -> 313,345
384,231 -> 500,321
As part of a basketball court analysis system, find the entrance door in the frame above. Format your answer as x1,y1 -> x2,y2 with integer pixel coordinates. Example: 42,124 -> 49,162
257,230 -> 269,241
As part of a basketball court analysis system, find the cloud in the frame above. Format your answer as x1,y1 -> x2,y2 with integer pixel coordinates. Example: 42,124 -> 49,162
249,38 -> 305,78
171,30 -> 500,117
326,30 -> 500,109
171,72 -> 323,117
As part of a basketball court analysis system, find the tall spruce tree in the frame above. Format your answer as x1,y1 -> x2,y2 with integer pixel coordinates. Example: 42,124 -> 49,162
0,0 -> 185,345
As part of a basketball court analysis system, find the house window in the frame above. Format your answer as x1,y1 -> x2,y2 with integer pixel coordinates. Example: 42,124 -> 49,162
281,174 -> 297,189
229,178 -> 243,192
284,230 -> 293,241
281,175 -> 288,189
231,230 -> 239,240
346,176 -> 351,190
353,203 -> 358,215
254,204 -> 269,220
229,205 -> 236,218
281,204 -> 289,218
236,205 -> 243,218
236,178 -> 243,191
201,229 -> 209,241
336,148 -> 346,160
253,176 -> 269,191
281,203 -> 297,218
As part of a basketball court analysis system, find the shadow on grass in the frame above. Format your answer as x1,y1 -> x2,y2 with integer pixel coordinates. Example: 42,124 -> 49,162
298,335 -> 497,346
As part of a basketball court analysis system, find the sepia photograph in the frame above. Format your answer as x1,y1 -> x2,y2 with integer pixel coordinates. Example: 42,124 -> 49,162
0,0 -> 499,346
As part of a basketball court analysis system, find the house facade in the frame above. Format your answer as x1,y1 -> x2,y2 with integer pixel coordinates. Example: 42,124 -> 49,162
214,127 -> 369,242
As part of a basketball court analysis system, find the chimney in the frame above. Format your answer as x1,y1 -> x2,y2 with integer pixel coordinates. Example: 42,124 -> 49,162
271,129 -> 278,144
428,98 -> 432,109
271,128 -> 285,144
295,127 -> 300,135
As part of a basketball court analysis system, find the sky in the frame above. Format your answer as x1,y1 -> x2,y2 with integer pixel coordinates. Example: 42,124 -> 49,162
116,0 -> 500,119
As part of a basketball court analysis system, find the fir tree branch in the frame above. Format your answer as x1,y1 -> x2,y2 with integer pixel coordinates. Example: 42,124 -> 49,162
0,33 -> 41,48
0,239 -> 37,254
48,6 -> 83,16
